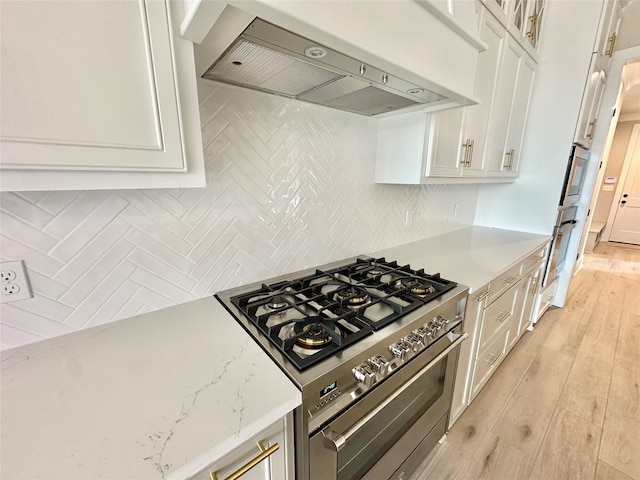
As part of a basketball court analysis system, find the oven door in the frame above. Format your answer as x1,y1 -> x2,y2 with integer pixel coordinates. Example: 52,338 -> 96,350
543,206 -> 578,286
309,332 -> 467,480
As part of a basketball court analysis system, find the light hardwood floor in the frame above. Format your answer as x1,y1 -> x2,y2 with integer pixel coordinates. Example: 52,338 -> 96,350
411,242 -> 640,480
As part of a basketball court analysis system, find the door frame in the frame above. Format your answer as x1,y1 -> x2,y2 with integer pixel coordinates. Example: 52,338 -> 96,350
603,122 -> 640,242
574,45 -> 640,273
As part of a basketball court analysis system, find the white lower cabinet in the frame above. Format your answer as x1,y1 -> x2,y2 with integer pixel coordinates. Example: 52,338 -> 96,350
190,414 -> 294,480
449,241 -> 550,426
0,0 -> 205,191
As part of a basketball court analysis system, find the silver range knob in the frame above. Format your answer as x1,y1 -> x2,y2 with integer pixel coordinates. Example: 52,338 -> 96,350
368,354 -> 390,375
389,340 -> 412,361
352,363 -> 376,388
414,325 -> 432,344
404,332 -> 424,352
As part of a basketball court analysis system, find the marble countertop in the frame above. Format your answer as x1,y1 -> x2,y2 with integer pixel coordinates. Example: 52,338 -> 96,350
372,226 -> 551,293
0,297 -> 301,480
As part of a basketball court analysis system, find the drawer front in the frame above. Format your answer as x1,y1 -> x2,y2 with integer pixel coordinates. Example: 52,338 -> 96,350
477,282 -> 519,356
192,419 -> 287,480
471,329 -> 509,400
522,244 -> 549,274
487,262 -> 522,304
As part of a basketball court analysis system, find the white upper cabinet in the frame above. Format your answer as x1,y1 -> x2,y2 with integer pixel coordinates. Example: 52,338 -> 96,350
594,0 -> 622,72
482,0 -> 546,61
575,54 -> 607,149
484,35 -> 535,177
431,9 -> 507,178
376,5 -> 533,185
0,0 -> 205,192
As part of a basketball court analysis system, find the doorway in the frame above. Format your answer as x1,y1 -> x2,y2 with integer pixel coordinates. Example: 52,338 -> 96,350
576,50 -> 640,267
607,123 -> 640,245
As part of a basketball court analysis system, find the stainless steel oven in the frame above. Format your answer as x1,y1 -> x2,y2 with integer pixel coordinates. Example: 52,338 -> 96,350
215,256 -> 469,480
543,205 -> 578,286
559,145 -> 589,206
309,330 -> 466,480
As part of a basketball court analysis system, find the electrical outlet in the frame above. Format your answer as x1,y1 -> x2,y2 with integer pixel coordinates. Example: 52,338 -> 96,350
405,210 -> 414,226
0,260 -> 32,302
453,203 -> 462,216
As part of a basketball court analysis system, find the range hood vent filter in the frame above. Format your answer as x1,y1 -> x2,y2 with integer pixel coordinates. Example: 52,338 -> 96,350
200,18 -> 450,116
323,86 -> 420,116
203,40 -> 344,97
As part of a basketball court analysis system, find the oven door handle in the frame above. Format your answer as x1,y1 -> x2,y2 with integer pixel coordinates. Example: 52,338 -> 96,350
323,332 -> 469,452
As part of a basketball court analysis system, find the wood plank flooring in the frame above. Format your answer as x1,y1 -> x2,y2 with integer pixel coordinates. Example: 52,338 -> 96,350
411,242 -> 640,480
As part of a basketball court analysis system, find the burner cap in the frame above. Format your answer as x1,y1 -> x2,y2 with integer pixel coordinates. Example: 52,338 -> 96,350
395,278 -> 436,296
334,286 -> 370,306
266,295 -> 287,310
367,268 -> 384,277
294,319 -> 333,348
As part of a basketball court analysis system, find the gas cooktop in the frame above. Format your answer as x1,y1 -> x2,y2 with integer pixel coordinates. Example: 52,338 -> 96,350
224,257 -> 456,370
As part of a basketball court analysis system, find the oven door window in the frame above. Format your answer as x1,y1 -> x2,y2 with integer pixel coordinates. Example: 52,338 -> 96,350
335,357 -> 448,479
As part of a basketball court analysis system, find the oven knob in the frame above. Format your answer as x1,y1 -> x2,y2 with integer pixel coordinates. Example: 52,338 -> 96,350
404,332 -> 424,351
415,326 -> 431,343
368,354 -> 390,375
389,341 -> 412,361
352,363 -> 376,388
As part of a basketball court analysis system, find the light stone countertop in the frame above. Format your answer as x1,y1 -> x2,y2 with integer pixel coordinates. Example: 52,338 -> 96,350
372,226 -> 551,293
0,296 -> 301,480
0,226 -> 550,480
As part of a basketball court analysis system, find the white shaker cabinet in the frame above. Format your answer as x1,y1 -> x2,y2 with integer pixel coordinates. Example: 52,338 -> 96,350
575,54 -> 607,149
430,9 -> 506,178
190,414 -> 295,480
594,0 -> 622,73
375,6 -> 514,184
484,35 -> 535,178
0,0 -> 205,192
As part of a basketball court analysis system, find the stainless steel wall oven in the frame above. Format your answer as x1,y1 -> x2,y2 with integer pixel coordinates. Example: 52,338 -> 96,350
216,256 -> 468,480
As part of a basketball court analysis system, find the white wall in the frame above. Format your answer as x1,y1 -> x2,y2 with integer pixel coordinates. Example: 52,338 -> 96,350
0,81 -> 478,350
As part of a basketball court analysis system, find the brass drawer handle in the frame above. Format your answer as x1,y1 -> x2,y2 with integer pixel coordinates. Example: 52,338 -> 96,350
211,442 -> 279,480
485,352 -> 502,366
606,32 -> 617,57
495,311 -> 512,323
586,119 -> 597,139
503,276 -> 518,286
473,289 -> 492,302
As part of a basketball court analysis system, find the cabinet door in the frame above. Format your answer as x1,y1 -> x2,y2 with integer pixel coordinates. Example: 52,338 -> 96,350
461,10 -> 506,177
503,41 -> 535,177
192,418 -> 290,480
0,0 -> 205,191
594,0 -> 622,72
429,8 -> 505,178
428,108 -> 466,177
509,0 -> 545,59
575,55 -> 607,149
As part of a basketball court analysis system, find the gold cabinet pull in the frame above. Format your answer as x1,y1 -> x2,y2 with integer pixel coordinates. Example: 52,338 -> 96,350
606,32 -> 617,57
210,442 -> 279,480
503,149 -> 515,170
495,310 -> 512,323
586,119 -> 597,139
472,289 -> 492,301
485,352 -> 502,366
468,139 -> 475,167
526,9 -> 539,41
461,139 -> 472,167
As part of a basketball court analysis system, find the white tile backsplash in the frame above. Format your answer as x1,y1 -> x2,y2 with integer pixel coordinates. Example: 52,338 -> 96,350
0,82 -> 478,349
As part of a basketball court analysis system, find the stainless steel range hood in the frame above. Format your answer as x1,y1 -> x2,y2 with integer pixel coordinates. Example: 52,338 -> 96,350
200,18 -> 444,116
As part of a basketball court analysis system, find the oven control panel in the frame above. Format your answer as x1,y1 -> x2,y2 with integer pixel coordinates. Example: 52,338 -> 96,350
351,315 -> 455,388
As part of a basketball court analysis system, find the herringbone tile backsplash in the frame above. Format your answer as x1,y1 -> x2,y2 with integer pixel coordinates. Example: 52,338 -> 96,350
0,81 -> 478,349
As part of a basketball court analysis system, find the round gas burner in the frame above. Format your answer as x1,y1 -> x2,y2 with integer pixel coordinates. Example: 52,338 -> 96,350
395,278 -> 436,296
367,268 -> 384,277
294,319 -> 333,348
334,286 -> 370,307
266,296 -> 287,310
